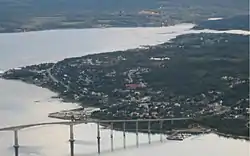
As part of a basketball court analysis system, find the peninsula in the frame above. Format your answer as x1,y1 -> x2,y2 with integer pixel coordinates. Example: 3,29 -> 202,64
2,31 -> 249,138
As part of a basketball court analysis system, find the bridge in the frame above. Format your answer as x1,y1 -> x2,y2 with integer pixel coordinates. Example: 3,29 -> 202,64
0,118 -> 191,156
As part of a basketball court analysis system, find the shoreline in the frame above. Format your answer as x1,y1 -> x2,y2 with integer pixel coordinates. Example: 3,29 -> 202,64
47,111 -> 250,141
213,131 -> 249,141
2,73 -> 248,142
0,23 -> 194,35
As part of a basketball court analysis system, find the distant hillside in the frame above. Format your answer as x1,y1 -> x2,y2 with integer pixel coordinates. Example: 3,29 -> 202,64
0,0 -> 247,15
194,15 -> 249,31
0,0 -> 248,32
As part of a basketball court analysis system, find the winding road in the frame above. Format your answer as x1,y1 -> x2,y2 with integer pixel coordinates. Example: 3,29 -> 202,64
47,63 -> 69,89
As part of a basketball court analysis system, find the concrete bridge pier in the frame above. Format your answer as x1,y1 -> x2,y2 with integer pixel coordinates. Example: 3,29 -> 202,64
123,122 -> 126,149
0,117 -> 192,156
148,121 -> 151,144
110,122 -> 114,152
97,122 -> 101,154
69,124 -> 75,156
136,121 -> 139,147
13,130 -> 19,156
160,121 -> 163,142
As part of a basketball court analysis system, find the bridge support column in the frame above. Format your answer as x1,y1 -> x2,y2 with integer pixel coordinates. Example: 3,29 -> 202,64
136,121 -> 139,148
171,120 -> 174,125
160,121 -> 163,142
148,121 -> 151,144
69,124 -> 75,156
110,122 -> 114,152
123,122 -> 126,149
13,130 -> 19,156
97,122 -> 101,154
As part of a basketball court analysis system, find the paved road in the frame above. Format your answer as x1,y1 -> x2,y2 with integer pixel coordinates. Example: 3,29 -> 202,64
47,64 -> 69,89
127,71 -> 134,83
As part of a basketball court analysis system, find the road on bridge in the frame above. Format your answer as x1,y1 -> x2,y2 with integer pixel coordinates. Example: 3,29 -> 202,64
0,118 -> 191,131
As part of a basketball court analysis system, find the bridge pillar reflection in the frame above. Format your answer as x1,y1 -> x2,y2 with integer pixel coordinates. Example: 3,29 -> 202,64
69,124 -> 75,156
13,130 -> 19,156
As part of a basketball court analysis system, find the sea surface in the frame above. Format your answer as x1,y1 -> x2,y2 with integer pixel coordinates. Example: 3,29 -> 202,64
0,24 -> 249,156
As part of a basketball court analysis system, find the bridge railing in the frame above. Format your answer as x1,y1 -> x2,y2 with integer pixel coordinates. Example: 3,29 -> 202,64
0,118 -> 191,156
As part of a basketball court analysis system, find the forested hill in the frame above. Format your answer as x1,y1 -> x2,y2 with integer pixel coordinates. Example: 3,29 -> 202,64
0,0 -> 248,32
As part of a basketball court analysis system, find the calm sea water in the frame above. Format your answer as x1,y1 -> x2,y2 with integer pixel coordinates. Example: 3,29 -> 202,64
0,24 -> 249,156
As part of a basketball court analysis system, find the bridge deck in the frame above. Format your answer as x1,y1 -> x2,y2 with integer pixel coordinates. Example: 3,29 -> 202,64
0,117 -> 191,131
